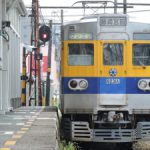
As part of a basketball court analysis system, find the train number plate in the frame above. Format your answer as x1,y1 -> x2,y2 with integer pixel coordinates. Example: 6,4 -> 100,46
106,78 -> 120,84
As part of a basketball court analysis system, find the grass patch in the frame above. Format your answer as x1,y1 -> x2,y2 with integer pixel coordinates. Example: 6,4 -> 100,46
60,141 -> 77,150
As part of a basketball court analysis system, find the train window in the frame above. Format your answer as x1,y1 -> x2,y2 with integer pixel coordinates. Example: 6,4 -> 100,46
68,43 -> 94,66
103,43 -> 123,65
133,44 -> 150,66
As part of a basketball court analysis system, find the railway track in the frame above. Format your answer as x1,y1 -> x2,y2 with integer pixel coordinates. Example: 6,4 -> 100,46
76,142 -> 133,150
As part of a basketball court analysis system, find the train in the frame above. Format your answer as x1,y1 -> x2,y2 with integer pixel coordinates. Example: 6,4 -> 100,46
60,13 -> 150,146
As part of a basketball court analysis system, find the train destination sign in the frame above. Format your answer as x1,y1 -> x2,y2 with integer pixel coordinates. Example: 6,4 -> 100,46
69,33 -> 93,40
100,16 -> 127,26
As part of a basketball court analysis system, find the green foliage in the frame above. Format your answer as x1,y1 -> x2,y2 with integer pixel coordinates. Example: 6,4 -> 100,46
60,141 -> 77,150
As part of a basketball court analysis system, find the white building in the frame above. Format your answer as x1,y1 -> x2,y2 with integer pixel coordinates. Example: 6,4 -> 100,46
0,0 -> 26,112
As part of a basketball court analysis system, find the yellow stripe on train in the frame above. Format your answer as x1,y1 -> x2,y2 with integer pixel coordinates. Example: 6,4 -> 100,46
61,40 -> 150,77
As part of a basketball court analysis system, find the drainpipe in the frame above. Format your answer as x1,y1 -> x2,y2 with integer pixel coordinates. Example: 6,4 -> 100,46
0,0 -> 2,111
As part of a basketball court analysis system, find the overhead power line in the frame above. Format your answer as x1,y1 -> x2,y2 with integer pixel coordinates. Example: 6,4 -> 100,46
128,9 -> 150,13
117,3 -> 150,6
26,6 -> 133,9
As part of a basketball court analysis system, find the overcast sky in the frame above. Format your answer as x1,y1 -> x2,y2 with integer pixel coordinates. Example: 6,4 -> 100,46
23,0 -> 150,23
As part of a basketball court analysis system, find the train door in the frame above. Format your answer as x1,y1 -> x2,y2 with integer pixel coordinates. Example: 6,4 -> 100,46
99,41 -> 127,106
126,41 -> 150,110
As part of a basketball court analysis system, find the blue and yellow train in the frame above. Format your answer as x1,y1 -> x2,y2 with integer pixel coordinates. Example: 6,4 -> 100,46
60,14 -> 150,145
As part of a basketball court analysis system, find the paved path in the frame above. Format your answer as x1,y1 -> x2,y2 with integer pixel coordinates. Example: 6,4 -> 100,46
0,107 -> 58,150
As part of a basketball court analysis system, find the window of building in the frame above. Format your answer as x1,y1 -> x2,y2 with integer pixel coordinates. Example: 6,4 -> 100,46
133,44 -> 150,66
103,43 -> 123,65
68,43 -> 94,66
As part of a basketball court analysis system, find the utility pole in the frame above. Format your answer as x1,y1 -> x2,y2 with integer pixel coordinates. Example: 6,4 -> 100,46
31,0 -> 37,106
21,47 -> 27,106
36,0 -> 42,106
35,0 -> 42,106
123,0 -> 127,14
60,10 -> 64,98
29,0 -> 35,105
114,0 -> 117,14
30,0 -> 42,106
61,10 -> 64,47
46,20 -> 52,106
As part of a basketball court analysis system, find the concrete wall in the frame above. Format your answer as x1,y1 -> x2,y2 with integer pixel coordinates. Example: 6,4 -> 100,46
0,0 -> 26,112
0,0 -> 3,111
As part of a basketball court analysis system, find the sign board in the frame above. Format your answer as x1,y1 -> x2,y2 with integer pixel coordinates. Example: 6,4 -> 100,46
100,16 -> 127,26
69,33 -> 93,40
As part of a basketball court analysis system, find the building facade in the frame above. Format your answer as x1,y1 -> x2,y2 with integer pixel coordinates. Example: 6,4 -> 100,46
0,0 -> 26,112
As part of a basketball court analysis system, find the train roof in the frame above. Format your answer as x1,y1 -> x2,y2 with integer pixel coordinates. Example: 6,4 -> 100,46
63,13 -> 150,40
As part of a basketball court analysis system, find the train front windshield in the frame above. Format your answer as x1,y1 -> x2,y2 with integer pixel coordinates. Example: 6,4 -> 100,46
133,44 -> 150,66
68,43 -> 94,66
103,43 -> 123,66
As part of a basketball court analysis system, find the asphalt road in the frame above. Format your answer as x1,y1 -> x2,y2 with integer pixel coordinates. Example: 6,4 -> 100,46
0,106 -> 58,150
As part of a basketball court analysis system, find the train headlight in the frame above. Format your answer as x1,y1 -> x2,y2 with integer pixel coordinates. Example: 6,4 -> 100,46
68,79 -> 88,90
69,80 -> 78,89
79,80 -> 88,89
138,80 -> 147,90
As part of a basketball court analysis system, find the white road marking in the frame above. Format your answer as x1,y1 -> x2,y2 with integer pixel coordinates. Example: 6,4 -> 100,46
4,132 -> 14,135
14,112 -> 26,114
0,123 -> 12,125
26,122 -> 33,124
16,123 -> 25,126
13,118 -> 24,120
30,112 -> 35,114
37,117 -> 56,120
35,113 -> 40,115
